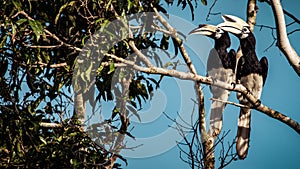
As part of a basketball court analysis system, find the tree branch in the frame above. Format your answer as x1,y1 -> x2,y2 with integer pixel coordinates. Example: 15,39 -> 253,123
106,53 -> 300,135
210,98 -> 249,108
262,0 -> 300,25
35,62 -> 67,68
205,0 -> 221,21
152,5 -> 208,139
151,8 -> 215,167
12,11 -> 82,52
247,0 -> 258,32
234,0 -> 258,72
269,0 -> 300,76
39,122 -> 62,128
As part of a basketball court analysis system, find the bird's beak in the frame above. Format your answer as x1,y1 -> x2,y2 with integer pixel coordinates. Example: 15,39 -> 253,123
218,15 -> 250,35
188,24 -> 216,36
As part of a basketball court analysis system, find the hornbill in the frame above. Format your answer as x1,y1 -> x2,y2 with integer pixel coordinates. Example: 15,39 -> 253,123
189,24 -> 236,138
219,15 -> 268,159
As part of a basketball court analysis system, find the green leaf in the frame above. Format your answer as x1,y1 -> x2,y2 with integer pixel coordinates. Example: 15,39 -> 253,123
81,35 -> 89,46
127,0 -> 132,11
26,0 -> 32,12
39,136 -> 47,145
57,136 -> 63,142
105,0 -> 113,11
16,18 -> 27,26
41,51 -> 50,63
11,24 -> 17,38
163,62 -> 173,68
28,20 -> 44,41
100,19 -> 109,32
69,132 -> 78,137
0,35 -> 7,47
70,159 -> 79,166
12,0 -> 22,11
55,1 -> 77,24
201,0 -> 207,6
108,61 -> 115,74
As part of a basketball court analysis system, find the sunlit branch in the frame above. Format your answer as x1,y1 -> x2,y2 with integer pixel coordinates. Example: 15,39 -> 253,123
210,98 -> 249,108
39,122 -> 62,128
269,0 -> 300,76
23,43 -> 63,49
106,53 -> 300,135
247,0 -> 257,32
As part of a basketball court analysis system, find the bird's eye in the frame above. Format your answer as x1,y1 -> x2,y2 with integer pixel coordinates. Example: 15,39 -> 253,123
242,27 -> 249,33
216,28 -> 222,33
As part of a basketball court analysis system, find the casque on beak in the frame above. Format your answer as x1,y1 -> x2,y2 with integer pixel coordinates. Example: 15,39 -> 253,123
218,14 -> 250,36
188,24 -> 216,36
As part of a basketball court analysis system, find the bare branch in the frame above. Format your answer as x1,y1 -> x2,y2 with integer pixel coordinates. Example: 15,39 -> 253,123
152,7 -> 209,150
256,24 -> 277,51
106,53 -> 300,135
35,62 -> 68,68
23,43 -> 63,49
287,28 -> 300,36
206,0 -> 221,21
109,4 -> 154,68
262,0 -> 300,25
234,0 -> 258,70
210,98 -> 249,108
128,40 -> 154,68
269,0 -> 300,76
39,122 -> 62,128
247,0 -> 258,32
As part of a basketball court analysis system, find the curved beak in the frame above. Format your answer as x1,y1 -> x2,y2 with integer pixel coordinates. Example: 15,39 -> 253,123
218,15 -> 250,35
188,24 -> 216,36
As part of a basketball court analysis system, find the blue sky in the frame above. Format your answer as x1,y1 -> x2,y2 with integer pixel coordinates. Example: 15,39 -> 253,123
111,1 -> 300,168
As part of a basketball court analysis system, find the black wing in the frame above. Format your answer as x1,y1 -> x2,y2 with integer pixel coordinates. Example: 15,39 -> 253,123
236,56 -> 245,83
260,56 -> 268,85
228,49 -> 236,72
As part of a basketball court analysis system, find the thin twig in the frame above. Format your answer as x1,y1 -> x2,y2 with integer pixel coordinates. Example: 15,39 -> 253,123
262,0 -> 300,24
210,98 -> 249,108
39,122 -> 62,128
206,0 -> 220,21
287,28 -> 300,36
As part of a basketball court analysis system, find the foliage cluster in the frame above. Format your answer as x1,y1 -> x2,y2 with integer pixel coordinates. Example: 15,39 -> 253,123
0,0 -> 206,168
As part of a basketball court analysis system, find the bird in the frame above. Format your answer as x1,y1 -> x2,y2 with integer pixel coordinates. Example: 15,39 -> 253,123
189,24 -> 236,138
219,15 -> 268,159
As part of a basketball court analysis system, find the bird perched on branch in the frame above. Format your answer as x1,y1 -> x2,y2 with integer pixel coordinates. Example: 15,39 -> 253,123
219,14 -> 268,159
189,24 -> 236,138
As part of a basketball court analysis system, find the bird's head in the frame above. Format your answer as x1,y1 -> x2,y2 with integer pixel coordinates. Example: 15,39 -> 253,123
218,14 -> 251,39
188,24 -> 224,39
